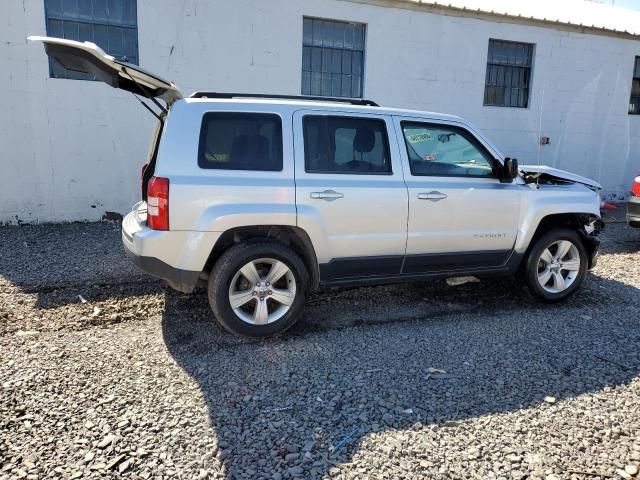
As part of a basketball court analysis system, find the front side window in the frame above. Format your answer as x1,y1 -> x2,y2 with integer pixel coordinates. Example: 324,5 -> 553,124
629,57 -> 640,114
401,122 -> 495,178
303,116 -> 391,174
44,0 -> 139,80
198,113 -> 283,171
484,39 -> 533,108
301,17 -> 365,98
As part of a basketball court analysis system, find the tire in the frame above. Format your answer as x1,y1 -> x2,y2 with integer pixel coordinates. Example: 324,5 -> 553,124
208,241 -> 309,337
524,228 -> 588,302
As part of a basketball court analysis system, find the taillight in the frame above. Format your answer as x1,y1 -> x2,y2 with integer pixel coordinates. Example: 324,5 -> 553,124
147,177 -> 169,230
632,175 -> 640,197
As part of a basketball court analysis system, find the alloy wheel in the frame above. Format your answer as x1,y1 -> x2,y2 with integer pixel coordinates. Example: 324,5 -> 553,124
228,258 -> 297,325
536,240 -> 581,293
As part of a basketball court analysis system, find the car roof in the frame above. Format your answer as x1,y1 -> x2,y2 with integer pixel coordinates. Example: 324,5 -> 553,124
182,96 -> 466,123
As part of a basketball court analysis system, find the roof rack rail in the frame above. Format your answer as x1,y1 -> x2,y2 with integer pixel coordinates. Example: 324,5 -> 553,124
189,92 -> 379,107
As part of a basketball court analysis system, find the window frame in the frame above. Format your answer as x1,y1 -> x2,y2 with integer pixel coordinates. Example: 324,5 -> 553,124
629,56 -> 640,115
302,115 -> 393,176
400,121 -> 499,179
483,38 -> 534,109
301,16 -> 366,99
44,0 -> 139,80
197,111 -> 284,172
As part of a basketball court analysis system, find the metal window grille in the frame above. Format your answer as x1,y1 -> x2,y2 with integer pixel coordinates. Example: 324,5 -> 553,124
301,17 -> 365,99
629,57 -> 640,114
484,39 -> 533,108
44,0 -> 138,80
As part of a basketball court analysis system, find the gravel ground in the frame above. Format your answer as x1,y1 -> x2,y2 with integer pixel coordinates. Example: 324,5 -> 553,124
1,214 -> 640,479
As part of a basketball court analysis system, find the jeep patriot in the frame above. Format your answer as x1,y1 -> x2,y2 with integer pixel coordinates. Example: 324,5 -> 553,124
30,37 -> 603,336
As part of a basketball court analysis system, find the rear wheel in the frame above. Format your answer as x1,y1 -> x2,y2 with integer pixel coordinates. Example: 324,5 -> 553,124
524,228 -> 587,302
208,241 -> 308,337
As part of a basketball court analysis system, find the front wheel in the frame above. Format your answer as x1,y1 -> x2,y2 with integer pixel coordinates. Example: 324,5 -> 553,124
524,228 -> 588,302
208,241 -> 309,337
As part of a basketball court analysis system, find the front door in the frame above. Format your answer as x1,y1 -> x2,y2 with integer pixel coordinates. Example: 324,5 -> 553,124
394,117 -> 521,274
294,111 -> 408,281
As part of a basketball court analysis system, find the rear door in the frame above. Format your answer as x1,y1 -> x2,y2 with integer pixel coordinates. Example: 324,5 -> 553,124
28,36 -> 182,105
293,110 -> 408,282
394,116 -> 521,273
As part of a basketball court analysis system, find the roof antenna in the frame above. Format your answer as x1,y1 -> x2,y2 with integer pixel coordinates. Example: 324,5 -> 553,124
535,75 -> 547,190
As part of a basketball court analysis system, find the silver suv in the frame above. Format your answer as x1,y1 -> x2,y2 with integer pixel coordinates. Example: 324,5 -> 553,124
31,37 -> 604,337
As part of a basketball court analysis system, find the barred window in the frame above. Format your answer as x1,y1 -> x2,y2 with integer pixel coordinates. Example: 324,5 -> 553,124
301,17 -> 365,98
44,0 -> 138,80
629,57 -> 640,114
484,39 -> 533,108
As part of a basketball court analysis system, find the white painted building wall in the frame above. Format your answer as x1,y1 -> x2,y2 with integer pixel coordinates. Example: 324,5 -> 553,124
2,0 -> 640,223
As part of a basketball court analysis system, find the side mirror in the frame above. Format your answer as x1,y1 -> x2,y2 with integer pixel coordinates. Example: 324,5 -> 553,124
501,157 -> 518,183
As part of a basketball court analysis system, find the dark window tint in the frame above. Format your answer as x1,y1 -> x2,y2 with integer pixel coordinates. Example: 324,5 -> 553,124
44,0 -> 138,80
198,113 -> 283,171
303,116 -> 391,174
629,57 -> 640,114
484,39 -> 533,108
301,17 -> 365,98
401,122 -> 495,178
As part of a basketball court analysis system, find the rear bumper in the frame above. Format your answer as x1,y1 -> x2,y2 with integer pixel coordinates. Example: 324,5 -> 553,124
627,195 -> 640,227
121,204 -> 209,293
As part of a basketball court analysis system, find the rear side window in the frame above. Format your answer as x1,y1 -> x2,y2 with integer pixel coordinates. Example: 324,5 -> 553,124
198,113 -> 283,171
303,116 -> 391,174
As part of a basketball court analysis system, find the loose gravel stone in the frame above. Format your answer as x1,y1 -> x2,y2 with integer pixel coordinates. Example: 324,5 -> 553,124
625,464 -> 639,476
97,435 -> 116,449
1,213 -> 639,479
617,469 -> 633,479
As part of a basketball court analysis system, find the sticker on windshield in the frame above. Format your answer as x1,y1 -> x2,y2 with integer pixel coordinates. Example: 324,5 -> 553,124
425,154 -> 436,161
406,132 -> 432,143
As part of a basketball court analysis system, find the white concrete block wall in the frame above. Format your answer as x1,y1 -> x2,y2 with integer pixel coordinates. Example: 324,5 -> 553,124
2,0 -> 640,223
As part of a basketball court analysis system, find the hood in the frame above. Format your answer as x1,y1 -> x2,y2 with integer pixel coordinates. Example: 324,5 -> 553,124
520,165 -> 602,190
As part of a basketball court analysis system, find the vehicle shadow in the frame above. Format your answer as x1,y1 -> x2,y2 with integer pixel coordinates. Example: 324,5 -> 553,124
161,269 -> 640,479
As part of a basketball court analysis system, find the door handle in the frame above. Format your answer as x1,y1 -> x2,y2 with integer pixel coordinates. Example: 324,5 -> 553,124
418,191 -> 448,201
310,190 -> 344,201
